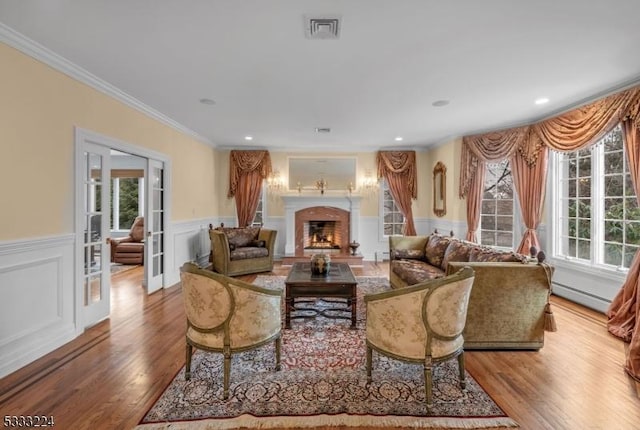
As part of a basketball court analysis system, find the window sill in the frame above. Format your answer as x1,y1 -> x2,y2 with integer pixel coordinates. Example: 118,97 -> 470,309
549,256 -> 628,282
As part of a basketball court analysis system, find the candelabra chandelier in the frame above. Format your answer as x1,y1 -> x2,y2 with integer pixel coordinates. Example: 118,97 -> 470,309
315,178 -> 328,195
267,170 -> 285,193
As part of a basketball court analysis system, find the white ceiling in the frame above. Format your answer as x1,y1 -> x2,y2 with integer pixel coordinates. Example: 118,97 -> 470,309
2,0 -> 640,152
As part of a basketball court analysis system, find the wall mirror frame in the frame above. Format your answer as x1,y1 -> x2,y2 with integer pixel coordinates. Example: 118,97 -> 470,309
433,161 -> 447,217
287,156 -> 357,192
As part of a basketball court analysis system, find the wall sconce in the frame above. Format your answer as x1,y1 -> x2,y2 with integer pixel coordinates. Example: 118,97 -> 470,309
267,170 -> 285,193
360,171 -> 378,197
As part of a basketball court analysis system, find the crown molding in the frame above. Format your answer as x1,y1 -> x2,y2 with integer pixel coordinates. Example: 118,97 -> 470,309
0,23 -> 214,147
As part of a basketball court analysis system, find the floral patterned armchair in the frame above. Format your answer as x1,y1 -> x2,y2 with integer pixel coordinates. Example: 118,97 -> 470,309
365,266 -> 475,407
180,262 -> 282,400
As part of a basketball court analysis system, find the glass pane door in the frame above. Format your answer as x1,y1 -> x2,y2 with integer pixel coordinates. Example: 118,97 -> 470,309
79,143 -> 110,326
145,159 -> 165,293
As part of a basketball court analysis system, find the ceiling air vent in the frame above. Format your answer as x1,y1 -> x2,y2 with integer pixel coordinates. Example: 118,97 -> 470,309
304,15 -> 341,39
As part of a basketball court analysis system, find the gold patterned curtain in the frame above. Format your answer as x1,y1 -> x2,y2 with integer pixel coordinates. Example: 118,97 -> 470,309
376,151 -> 417,236
228,150 -> 272,227
459,84 -> 640,381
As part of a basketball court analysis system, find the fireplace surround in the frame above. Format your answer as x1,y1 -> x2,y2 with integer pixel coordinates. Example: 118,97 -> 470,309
282,195 -> 362,256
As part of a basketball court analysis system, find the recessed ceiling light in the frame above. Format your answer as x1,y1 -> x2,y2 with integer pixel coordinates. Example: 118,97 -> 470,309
394,136 -> 403,141
535,97 -> 550,105
244,136 -> 253,141
199,98 -> 216,105
432,100 -> 450,107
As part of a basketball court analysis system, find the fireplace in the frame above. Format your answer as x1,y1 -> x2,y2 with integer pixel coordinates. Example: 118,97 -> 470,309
295,206 -> 350,255
282,195 -> 361,257
305,221 -> 343,250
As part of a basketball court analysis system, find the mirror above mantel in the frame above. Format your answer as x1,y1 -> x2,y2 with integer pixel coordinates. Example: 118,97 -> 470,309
287,156 -> 357,192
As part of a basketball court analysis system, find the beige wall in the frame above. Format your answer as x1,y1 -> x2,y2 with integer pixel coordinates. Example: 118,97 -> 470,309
0,43 -> 218,241
422,138 -> 466,222
216,147 -> 465,222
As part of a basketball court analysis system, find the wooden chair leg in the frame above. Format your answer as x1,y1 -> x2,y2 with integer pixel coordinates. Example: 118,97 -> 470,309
458,351 -> 466,389
366,346 -> 373,381
275,336 -> 282,371
424,359 -> 433,407
185,343 -> 193,380
223,348 -> 231,400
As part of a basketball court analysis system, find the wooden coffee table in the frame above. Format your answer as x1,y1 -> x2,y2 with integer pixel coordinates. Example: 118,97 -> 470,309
284,262 -> 357,329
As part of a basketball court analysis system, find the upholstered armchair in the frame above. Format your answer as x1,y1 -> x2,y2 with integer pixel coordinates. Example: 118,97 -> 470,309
365,266 -> 475,407
209,226 -> 277,276
180,262 -> 282,400
110,216 -> 145,265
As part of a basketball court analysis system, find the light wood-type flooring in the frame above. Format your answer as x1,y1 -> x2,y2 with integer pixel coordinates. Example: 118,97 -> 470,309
1,262 -> 639,430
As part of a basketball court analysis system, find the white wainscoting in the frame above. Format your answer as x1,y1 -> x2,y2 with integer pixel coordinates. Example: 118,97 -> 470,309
0,235 -> 76,378
167,218 -> 218,285
0,220 -> 222,378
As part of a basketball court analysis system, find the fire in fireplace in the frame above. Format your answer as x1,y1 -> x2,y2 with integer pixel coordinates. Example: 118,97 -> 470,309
304,221 -> 341,250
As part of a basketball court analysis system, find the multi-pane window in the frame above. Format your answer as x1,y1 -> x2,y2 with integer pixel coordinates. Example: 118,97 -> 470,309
251,187 -> 265,227
480,160 -> 514,247
556,124 -> 640,268
382,180 -> 404,236
110,177 -> 141,230
558,148 -> 592,260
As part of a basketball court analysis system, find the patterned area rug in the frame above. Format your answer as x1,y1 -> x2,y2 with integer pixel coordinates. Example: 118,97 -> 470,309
136,276 -> 517,429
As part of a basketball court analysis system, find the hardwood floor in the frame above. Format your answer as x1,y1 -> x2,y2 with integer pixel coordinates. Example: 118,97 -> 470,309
1,262 -> 639,430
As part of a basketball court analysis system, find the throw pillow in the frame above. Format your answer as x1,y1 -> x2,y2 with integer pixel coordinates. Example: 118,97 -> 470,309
391,248 -> 426,260
424,234 -> 453,268
250,239 -> 266,248
441,239 -> 476,271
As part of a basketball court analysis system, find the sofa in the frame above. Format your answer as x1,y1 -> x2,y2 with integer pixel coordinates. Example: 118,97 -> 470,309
209,225 -> 277,276
388,233 -> 555,350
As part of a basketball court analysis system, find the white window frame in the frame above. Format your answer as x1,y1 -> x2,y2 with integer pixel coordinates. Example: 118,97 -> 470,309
111,177 -> 144,232
251,183 -> 266,227
379,179 -> 404,238
551,125 -> 635,274
479,160 -> 516,249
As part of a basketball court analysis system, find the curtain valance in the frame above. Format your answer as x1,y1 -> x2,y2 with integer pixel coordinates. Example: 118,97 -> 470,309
228,150 -> 272,198
376,151 -> 417,199
460,85 -> 640,198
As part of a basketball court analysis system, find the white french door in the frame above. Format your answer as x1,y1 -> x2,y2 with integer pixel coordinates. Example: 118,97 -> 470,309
77,142 -> 111,328
145,159 -> 165,294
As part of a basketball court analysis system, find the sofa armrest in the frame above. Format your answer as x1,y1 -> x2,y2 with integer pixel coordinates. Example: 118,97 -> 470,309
258,228 -> 277,254
446,261 -> 555,349
209,229 -> 231,274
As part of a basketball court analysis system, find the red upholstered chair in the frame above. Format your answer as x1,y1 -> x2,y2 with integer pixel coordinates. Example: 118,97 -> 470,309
111,216 -> 145,265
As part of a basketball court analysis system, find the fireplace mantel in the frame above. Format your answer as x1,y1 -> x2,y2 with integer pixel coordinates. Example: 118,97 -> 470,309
282,194 -> 362,255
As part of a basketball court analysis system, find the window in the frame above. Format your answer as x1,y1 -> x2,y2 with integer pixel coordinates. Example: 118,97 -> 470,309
111,177 -> 143,231
480,160 -> 514,247
381,180 -> 404,236
555,124 -> 640,269
251,187 -> 265,227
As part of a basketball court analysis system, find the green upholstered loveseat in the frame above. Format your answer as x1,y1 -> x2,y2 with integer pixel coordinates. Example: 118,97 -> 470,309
389,233 -> 555,350
209,226 -> 277,276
